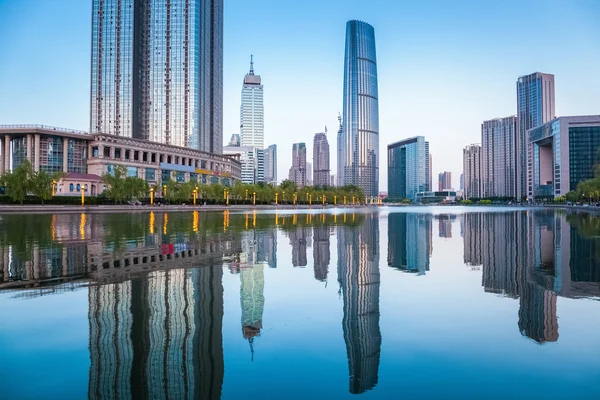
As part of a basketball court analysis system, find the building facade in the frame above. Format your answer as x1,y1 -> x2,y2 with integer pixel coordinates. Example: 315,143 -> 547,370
223,145 -> 258,184
90,0 -> 223,153
336,114 -> 343,187
288,143 -> 307,189
263,144 -> 277,185
341,20 -> 379,197
313,132 -> 330,187
240,56 -> 265,183
528,115 -> 600,199
482,116 -> 518,198
517,72 -> 555,199
438,171 -> 452,191
387,136 -> 430,200
0,125 -> 241,194
463,144 -> 482,199
306,162 -> 313,186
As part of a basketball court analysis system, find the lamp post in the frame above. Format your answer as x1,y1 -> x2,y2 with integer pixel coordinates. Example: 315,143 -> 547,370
52,180 -> 57,197
150,188 -> 154,205
275,192 -> 278,205
334,195 -> 337,206
322,195 -> 325,205
352,196 -> 355,205
344,196 -> 347,205
293,193 -> 297,206
163,185 -> 167,197
245,189 -> 248,201
193,189 -> 197,206
81,184 -> 87,206
309,194 -> 312,206
253,191 -> 256,206
226,190 -> 229,206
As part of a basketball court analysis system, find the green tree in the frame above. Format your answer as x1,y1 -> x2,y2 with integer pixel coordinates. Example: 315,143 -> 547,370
102,165 -> 128,204
31,170 -> 65,205
1,160 -> 34,205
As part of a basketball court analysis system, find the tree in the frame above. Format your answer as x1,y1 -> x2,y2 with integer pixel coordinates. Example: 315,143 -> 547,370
30,170 -> 65,205
279,179 -> 297,193
1,160 -> 34,205
102,165 -> 129,204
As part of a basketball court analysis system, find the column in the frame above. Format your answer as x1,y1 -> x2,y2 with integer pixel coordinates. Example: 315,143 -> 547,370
110,147 -> 115,159
4,135 -> 11,172
33,134 -> 40,172
26,134 -> 33,164
63,137 -> 69,173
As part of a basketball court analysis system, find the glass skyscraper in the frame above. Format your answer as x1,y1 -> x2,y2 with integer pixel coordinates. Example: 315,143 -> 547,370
387,136 -> 430,200
240,56 -> 264,182
516,72 -> 555,199
341,20 -> 379,197
91,0 -> 223,153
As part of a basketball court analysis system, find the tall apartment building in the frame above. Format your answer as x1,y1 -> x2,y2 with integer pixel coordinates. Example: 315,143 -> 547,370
438,171 -> 452,191
90,0 -> 223,153
387,136 -> 430,199
240,56 -> 265,182
263,144 -> 277,185
341,21 -> 379,197
288,143 -> 307,188
463,144 -> 482,199
313,131 -> 330,187
517,72 -> 555,199
482,116 -> 518,198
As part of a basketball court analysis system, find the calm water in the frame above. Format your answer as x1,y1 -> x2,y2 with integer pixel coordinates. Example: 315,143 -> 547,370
0,207 -> 599,399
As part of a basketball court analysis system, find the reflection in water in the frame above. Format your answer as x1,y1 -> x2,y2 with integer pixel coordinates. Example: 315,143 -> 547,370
338,214 -> 381,394
1,209 -> 600,398
387,213 -> 432,275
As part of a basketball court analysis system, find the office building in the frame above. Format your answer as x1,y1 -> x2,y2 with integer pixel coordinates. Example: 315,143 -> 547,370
517,72 -> 556,199
313,131 -> 330,187
239,56 -> 265,183
336,114 -> 343,187
341,20 -> 379,197
289,143 -> 307,188
330,174 -> 336,187
90,0 -> 223,153
428,154 -> 433,192
482,116 -> 518,198
463,144 -> 482,199
387,136 -> 430,200
223,145 -> 257,184
264,144 -> 277,185
228,134 -> 241,146
438,171 -> 452,191
528,115 -> 600,198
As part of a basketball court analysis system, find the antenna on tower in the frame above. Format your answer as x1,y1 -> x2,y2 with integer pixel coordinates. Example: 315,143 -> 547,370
249,55 -> 254,75
325,126 -> 328,134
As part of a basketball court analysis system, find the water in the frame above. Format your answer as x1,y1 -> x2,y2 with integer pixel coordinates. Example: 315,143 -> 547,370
0,207 -> 599,399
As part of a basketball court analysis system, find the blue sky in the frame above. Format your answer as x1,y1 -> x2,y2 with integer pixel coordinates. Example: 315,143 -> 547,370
0,0 -> 599,190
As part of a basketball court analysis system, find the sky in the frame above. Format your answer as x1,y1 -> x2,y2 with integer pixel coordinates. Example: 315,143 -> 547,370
0,0 -> 599,191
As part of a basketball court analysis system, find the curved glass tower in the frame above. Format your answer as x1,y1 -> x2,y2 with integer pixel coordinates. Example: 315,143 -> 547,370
341,20 -> 379,197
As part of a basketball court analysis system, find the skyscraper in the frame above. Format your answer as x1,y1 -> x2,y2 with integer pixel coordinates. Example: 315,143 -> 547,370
240,56 -> 265,183
313,131 -> 330,187
341,20 -> 379,197
336,114 -> 343,187
387,136 -> 430,200
438,171 -> 452,191
288,143 -> 306,188
463,144 -> 482,199
516,72 -> 555,199
482,116 -> 518,198
264,144 -> 277,185
228,134 -> 241,146
90,0 -> 223,153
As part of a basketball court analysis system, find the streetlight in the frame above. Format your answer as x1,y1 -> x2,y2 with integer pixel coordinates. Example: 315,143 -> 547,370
253,191 -> 256,206
163,185 -> 167,197
81,184 -> 87,206
52,180 -> 57,196
293,192 -> 297,206
150,187 -> 154,205
309,194 -> 312,206
322,195 -> 326,205
344,196 -> 347,205
193,188 -> 197,206
352,196 -> 355,205
334,195 -> 337,206
275,192 -> 278,205
246,189 -> 249,201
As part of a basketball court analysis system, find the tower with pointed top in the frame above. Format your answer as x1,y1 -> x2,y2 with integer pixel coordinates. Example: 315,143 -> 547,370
240,55 -> 265,182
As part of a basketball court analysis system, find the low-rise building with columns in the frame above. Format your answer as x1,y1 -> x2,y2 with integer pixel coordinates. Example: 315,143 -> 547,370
0,125 -> 241,195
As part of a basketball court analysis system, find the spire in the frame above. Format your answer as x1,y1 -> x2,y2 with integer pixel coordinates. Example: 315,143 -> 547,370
325,126 -> 328,134
249,55 -> 254,75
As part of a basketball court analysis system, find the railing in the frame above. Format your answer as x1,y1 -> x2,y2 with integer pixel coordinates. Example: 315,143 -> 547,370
0,124 -> 89,135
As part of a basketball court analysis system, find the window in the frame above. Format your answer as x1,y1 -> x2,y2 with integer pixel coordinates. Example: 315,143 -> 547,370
76,184 -> 81,192
69,183 -> 74,192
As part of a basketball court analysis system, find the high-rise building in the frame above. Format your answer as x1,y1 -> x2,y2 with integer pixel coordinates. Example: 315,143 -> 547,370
517,72 -> 555,199
288,143 -> 306,188
90,0 -> 223,153
306,162 -> 313,186
330,174 -> 336,187
313,131 -> 330,187
428,153 -> 433,191
264,144 -> 277,185
482,116 -> 518,198
228,134 -> 241,146
438,171 -> 452,191
388,213 -> 432,275
463,144 -> 482,199
240,56 -> 265,182
223,145 -> 258,184
387,136 -> 430,200
341,21 -> 379,197
528,115 -> 600,198
336,114 -> 344,187
313,226 -> 331,282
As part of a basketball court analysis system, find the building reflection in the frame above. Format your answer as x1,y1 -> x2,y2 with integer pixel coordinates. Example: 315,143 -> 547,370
461,210 -> 600,344
313,225 -> 331,282
436,214 -> 455,238
337,213 -> 381,394
288,226 -> 312,267
387,213 -> 432,275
